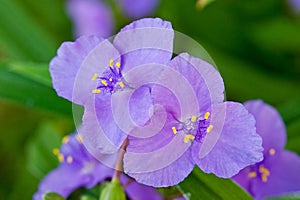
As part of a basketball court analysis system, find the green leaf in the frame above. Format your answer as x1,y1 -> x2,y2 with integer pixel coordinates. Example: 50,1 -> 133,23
267,194 -> 300,200
0,62 -> 72,117
8,62 -> 51,87
0,1 -> 57,61
26,123 -> 62,179
179,167 -> 253,200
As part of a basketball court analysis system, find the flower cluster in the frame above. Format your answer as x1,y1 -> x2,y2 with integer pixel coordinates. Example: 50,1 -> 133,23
50,17 -> 264,188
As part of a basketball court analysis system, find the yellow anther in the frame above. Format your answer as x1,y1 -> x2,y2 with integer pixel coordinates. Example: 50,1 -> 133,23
101,80 -> 108,86
204,112 -> 210,119
259,165 -> 266,173
67,156 -> 73,164
262,174 -> 268,182
119,81 -> 125,88
265,170 -> 270,176
76,134 -> 83,144
58,153 -> 64,162
269,148 -> 276,156
91,73 -> 98,80
62,136 -> 69,144
191,116 -> 197,122
259,165 -> 270,182
207,125 -> 214,133
116,62 -> 121,68
52,148 -> 59,155
92,89 -> 101,94
172,127 -> 177,134
248,172 -> 257,178
109,77 -> 113,82
109,59 -> 114,67
184,134 -> 195,143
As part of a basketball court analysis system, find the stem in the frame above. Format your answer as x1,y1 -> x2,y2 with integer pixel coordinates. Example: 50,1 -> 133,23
112,137 -> 129,181
122,178 -> 135,190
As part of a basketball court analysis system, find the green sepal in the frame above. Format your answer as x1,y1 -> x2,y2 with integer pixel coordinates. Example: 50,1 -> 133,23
80,195 -> 98,200
99,179 -> 126,200
42,192 -> 65,200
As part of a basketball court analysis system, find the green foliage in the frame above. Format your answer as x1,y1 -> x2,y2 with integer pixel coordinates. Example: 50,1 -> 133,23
0,0 -> 71,62
0,62 -> 72,117
0,1 -> 56,61
267,195 -> 300,200
179,167 -> 252,200
26,122 -> 62,179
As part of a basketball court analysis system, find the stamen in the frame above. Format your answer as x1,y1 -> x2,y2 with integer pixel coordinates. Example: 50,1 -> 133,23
116,62 -> 121,68
184,134 -> 195,143
259,165 -> 270,182
62,136 -> 69,144
91,73 -> 98,80
204,112 -> 210,119
101,80 -> 108,86
109,59 -> 114,67
248,172 -> 257,178
259,165 -> 266,173
92,89 -> 101,94
119,81 -> 125,88
191,116 -> 197,122
207,125 -> 213,133
67,156 -> 73,164
172,127 -> 177,134
76,134 -> 83,144
109,77 -> 113,82
269,148 -> 276,156
52,148 -> 59,155
58,153 -> 64,162
262,174 -> 268,182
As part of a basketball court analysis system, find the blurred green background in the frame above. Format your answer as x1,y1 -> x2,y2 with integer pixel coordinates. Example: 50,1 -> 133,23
0,0 -> 300,199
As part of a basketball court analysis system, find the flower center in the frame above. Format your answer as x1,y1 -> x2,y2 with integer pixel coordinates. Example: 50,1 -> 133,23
171,111 -> 214,143
248,164 -> 270,183
248,148 -> 275,183
91,59 -> 126,94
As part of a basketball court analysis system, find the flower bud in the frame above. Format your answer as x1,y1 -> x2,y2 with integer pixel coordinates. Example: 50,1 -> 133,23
42,192 -> 65,200
99,179 -> 126,200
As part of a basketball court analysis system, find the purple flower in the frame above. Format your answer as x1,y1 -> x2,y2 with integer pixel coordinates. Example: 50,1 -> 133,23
33,133 -> 162,200
118,0 -> 160,19
66,0 -> 159,38
121,53 -> 264,187
289,0 -> 300,12
50,18 -> 174,154
233,100 -> 300,200
67,0 -> 114,38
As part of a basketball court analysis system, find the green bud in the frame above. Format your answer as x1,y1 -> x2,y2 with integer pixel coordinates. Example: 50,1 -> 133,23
99,179 -> 126,200
80,195 -> 97,200
42,192 -> 65,200
196,0 -> 216,10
